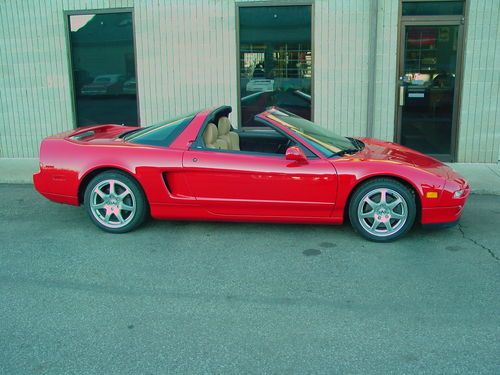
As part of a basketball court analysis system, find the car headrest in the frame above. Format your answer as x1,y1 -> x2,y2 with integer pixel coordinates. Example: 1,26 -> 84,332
218,117 -> 231,135
203,123 -> 218,145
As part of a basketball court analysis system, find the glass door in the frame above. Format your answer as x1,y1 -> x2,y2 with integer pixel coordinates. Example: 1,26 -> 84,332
397,22 -> 463,161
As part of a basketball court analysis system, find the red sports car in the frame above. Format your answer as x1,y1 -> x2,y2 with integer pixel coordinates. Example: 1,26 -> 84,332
33,106 -> 470,241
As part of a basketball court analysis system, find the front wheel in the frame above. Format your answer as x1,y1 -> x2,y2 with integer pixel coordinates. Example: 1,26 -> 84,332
349,178 -> 416,242
84,171 -> 147,233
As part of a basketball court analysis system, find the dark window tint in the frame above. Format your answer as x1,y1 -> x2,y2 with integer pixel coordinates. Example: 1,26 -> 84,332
400,25 -> 459,156
127,116 -> 194,147
68,12 -> 138,127
239,6 -> 312,127
402,1 -> 464,16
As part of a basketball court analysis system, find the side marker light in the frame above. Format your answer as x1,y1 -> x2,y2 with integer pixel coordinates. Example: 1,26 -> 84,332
426,191 -> 439,199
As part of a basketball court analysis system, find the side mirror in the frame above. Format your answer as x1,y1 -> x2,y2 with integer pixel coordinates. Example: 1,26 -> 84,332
285,146 -> 307,163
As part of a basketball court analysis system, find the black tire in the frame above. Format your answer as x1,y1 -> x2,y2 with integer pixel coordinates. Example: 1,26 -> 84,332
84,171 -> 147,233
349,178 -> 416,242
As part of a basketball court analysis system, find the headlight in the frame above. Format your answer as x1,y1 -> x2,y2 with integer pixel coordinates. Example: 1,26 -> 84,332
453,189 -> 465,199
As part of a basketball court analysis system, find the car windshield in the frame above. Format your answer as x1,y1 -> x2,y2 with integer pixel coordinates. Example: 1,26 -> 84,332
265,109 -> 357,157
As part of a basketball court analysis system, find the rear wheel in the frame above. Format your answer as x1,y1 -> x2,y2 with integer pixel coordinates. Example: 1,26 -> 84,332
84,171 -> 147,233
349,178 -> 416,242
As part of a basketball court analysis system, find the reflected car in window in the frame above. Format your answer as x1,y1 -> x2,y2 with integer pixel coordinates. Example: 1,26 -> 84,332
33,106 -> 470,242
122,77 -> 136,95
80,74 -> 126,96
246,78 -> 275,92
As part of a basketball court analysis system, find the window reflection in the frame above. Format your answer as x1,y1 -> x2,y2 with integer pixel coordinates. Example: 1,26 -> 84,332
69,12 -> 138,127
401,26 -> 458,155
402,1 -> 464,16
239,6 -> 312,127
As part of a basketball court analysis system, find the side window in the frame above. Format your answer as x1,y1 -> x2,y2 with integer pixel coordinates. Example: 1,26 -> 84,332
127,116 -> 193,147
198,115 -> 315,158
239,126 -> 291,155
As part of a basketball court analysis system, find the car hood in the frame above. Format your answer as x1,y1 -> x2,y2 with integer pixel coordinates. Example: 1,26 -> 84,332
356,138 -> 455,180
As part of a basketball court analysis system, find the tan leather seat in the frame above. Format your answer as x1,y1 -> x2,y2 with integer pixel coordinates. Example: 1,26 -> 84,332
217,116 -> 240,151
203,123 -> 228,150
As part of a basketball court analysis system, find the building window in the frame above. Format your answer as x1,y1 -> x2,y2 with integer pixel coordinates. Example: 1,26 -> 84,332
402,1 -> 464,16
238,5 -> 312,127
68,11 -> 138,127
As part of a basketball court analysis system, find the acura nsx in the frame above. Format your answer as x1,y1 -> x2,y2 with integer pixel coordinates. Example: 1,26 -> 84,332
34,106 -> 470,241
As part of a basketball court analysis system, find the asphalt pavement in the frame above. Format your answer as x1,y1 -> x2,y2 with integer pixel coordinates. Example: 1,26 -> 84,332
0,184 -> 499,375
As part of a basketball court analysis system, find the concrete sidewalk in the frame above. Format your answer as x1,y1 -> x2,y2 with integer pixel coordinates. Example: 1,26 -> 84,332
1,158 -> 499,195
445,163 -> 500,195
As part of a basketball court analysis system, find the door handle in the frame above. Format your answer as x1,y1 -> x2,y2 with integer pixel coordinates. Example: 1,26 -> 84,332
399,86 -> 405,106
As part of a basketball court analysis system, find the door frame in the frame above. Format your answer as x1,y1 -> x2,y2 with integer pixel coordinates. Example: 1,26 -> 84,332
395,16 -> 465,162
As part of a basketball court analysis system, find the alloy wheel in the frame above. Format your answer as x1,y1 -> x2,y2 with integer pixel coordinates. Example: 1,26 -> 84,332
357,188 -> 408,238
89,179 -> 136,229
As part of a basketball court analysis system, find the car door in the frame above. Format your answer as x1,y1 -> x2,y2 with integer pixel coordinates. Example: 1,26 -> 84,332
181,148 -> 338,218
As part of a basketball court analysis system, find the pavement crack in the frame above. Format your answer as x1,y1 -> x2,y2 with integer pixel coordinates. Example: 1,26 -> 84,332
458,223 -> 499,262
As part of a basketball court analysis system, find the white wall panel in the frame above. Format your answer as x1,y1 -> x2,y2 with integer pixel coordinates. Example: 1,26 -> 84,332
371,0 -> 399,141
314,0 -> 370,137
134,0 -> 238,126
458,0 -> 500,162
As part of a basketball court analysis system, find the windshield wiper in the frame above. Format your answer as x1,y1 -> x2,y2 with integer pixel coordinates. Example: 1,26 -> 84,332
335,148 -> 360,156
334,138 -> 365,156
347,137 -> 364,151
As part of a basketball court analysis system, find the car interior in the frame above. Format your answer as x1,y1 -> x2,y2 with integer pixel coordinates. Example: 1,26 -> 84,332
200,107 -> 297,155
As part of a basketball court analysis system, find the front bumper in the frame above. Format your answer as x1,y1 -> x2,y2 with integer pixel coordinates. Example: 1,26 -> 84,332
421,179 -> 470,225
422,219 -> 460,230
421,204 -> 466,225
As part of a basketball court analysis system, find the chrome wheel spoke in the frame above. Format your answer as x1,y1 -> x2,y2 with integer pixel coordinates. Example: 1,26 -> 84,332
379,189 -> 387,205
103,210 -> 112,223
94,187 -> 107,199
118,189 -> 131,199
364,197 -> 377,209
384,220 -> 393,231
360,211 -> 374,218
388,197 -> 402,210
371,219 -> 380,230
120,203 -> 134,211
109,180 -> 116,195
115,211 -> 125,224
93,202 -> 106,210
391,212 -> 405,220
